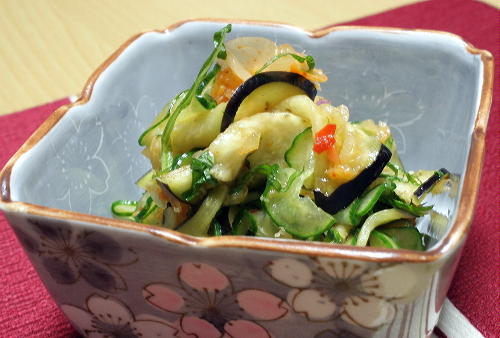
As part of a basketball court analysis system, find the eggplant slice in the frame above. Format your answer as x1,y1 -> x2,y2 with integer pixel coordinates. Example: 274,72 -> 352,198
414,168 -> 450,198
314,144 -> 392,215
221,71 -> 317,131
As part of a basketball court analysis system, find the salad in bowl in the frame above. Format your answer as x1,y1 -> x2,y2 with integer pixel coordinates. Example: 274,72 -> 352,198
112,24 -> 449,250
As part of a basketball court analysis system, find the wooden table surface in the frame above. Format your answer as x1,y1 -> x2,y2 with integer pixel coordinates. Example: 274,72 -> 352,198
0,0 -> 496,115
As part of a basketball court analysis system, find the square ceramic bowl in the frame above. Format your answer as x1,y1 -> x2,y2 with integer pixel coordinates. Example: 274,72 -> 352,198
0,20 -> 493,337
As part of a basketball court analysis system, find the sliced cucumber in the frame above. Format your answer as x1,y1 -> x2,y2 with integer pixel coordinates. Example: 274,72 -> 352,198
381,194 -> 433,217
128,194 -> 163,225
379,219 -> 415,228
356,184 -> 385,216
333,199 -> 359,226
380,227 -> 424,251
331,224 -> 353,243
224,186 -> 249,206
232,209 -> 257,236
138,90 -> 187,147
209,219 -> 224,236
141,205 -> 164,225
285,127 -> 314,171
393,180 -> 419,204
170,101 -> 226,154
352,181 -> 395,222
323,224 -> 349,244
262,168 -> 335,239
252,209 -> 278,237
171,149 -> 198,170
156,165 -> 192,200
284,126 -> 315,188
111,200 -> 138,217
136,170 -> 156,190
344,234 -> 357,246
333,178 -> 395,228
134,196 -> 154,221
356,208 -> 413,247
177,185 -> 228,236
369,230 -> 399,249
209,112 -> 307,182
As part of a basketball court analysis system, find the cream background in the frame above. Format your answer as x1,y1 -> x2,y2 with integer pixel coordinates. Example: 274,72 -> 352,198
0,0 -> 496,114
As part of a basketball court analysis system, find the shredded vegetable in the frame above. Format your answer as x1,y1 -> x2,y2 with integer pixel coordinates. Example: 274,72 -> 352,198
111,25 -> 450,250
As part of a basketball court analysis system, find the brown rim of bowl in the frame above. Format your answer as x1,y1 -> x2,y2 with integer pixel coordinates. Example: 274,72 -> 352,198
0,19 -> 494,263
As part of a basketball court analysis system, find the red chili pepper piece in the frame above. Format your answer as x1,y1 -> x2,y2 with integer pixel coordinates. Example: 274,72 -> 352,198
313,124 -> 336,153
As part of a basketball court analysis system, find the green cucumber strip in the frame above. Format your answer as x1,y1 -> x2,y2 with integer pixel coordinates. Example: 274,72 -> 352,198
171,149 -> 198,170
356,208 -> 413,247
141,205 -> 163,225
177,185 -> 228,236
232,164 -> 280,194
323,227 -> 341,243
195,63 -> 221,109
355,182 -> 395,219
210,219 -> 224,236
224,186 -> 249,206
386,162 -> 399,176
232,209 -> 257,236
380,227 -> 424,251
157,165 -> 193,201
379,219 -> 415,228
182,151 -> 217,202
255,53 -> 315,74
138,90 -> 187,146
369,230 -> 399,249
386,161 -> 420,185
196,63 -> 221,94
284,127 -> 313,172
333,198 -> 360,226
136,170 -> 156,190
381,195 -> 433,216
160,24 -> 232,171
134,196 -> 154,221
262,168 -> 335,239
332,224 -> 353,243
195,94 -> 218,110
344,234 -> 357,246
132,195 -> 163,225
111,200 -> 138,217
252,210 -> 280,238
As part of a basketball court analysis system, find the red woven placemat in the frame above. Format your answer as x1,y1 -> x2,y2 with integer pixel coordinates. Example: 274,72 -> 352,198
0,1 -> 498,336
0,98 -> 77,337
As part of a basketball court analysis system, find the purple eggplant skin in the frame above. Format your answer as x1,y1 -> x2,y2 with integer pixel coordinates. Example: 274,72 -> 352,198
314,144 -> 392,215
221,71 -> 317,131
414,168 -> 450,198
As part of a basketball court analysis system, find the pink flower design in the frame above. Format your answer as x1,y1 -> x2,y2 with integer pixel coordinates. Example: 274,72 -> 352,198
143,262 -> 288,337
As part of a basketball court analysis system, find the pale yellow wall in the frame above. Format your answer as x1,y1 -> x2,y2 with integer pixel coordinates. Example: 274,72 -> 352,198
0,0 -> 495,114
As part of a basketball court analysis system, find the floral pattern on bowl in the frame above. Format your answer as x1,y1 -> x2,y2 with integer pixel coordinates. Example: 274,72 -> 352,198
15,218 -> 138,292
144,262 -> 288,337
61,294 -> 178,337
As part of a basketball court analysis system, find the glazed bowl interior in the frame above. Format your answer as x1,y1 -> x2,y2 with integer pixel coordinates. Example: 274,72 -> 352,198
7,21 -> 485,250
